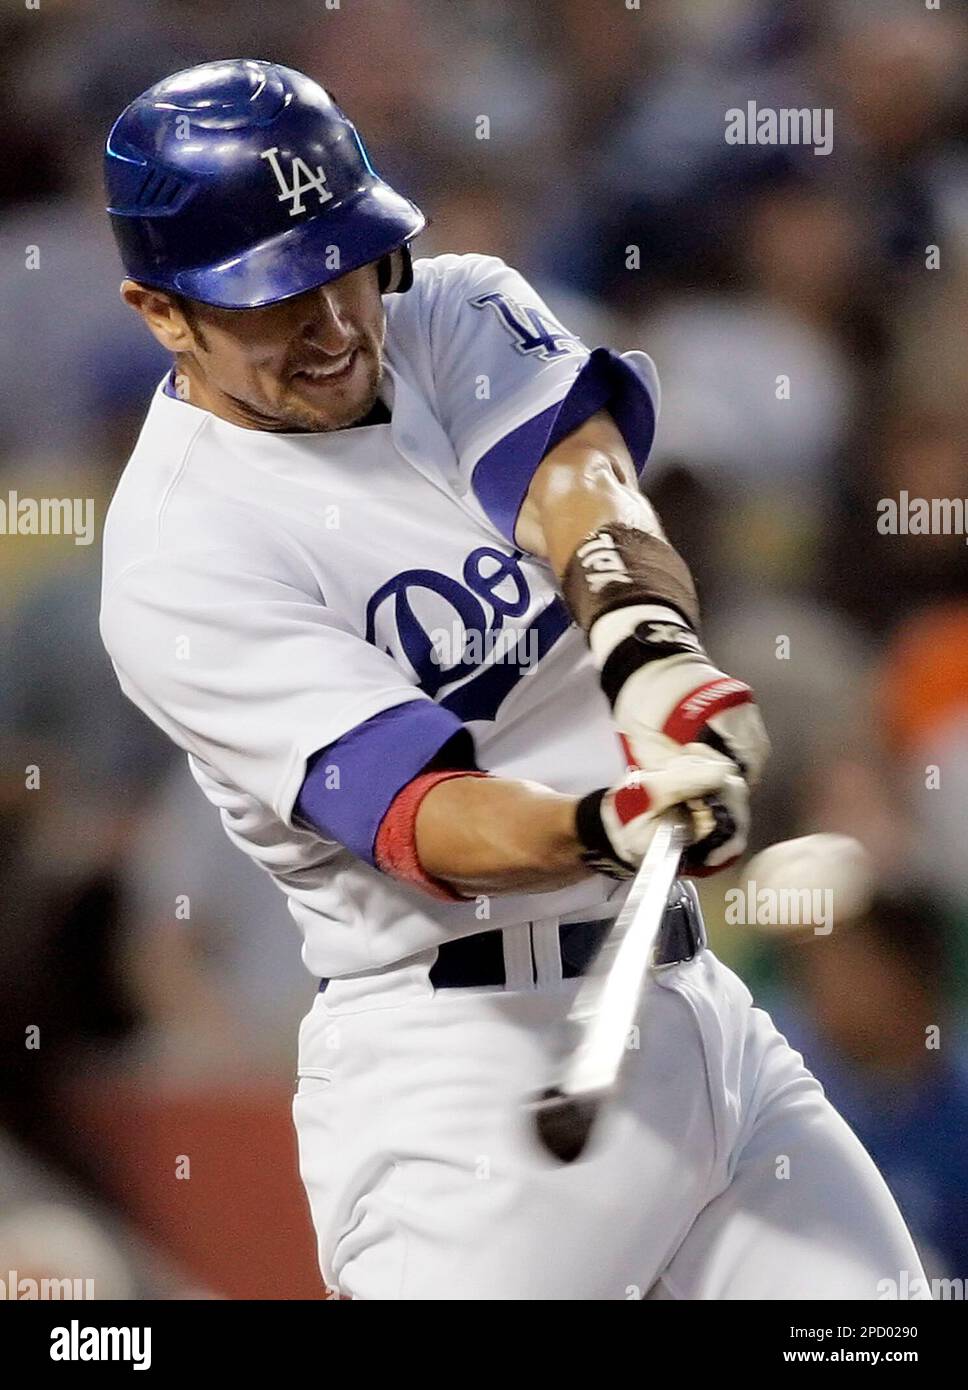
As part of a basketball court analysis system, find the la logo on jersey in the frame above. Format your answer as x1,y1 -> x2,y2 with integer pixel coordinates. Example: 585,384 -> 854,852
260,147 -> 333,217
470,291 -> 581,361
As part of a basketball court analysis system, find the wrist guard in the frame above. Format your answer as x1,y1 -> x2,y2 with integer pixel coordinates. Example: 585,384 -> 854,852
561,522 -> 700,635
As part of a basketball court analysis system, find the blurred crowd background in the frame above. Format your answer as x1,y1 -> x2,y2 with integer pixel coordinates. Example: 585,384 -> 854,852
1,0 -> 967,1298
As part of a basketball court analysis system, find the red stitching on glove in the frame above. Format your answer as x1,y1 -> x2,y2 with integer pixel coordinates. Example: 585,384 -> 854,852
688,852 -> 742,878
613,732 -> 653,825
662,678 -> 753,745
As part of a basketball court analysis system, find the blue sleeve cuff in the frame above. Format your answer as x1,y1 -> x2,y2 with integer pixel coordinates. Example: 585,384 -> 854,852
294,700 -> 475,865
470,347 -> 658,543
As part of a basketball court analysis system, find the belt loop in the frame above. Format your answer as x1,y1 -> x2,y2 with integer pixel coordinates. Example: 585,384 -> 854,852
502,924 -> 535,990
530,917 -> 563,987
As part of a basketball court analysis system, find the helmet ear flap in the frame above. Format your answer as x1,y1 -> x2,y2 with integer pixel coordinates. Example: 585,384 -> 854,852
377,244 -> 414,294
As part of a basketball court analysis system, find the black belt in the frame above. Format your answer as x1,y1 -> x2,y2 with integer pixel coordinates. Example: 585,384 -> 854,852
318,880 -> 706,993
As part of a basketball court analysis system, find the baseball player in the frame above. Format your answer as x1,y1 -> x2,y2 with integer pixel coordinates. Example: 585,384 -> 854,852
100,60 -> 928,1300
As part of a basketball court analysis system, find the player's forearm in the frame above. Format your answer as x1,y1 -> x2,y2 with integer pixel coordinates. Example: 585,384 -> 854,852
519,408 -> 702,640
414,774 -> 590,897
539,452 -> 664,583
515,407 -> 669,580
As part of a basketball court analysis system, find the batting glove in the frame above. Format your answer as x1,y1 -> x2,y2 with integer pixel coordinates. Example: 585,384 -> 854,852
586,603 -> 769,874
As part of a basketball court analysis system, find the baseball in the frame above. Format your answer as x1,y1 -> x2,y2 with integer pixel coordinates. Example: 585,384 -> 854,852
742,834 -> 875,934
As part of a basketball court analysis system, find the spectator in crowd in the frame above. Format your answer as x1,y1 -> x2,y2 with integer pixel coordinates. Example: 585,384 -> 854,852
765,893 -> 968,1283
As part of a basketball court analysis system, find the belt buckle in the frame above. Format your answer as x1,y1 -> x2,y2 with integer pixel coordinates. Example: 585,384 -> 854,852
558,880 -> 706,982
653,878 -> 706,970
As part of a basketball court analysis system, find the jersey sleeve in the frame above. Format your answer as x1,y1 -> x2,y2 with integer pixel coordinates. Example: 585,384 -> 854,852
422,254 -> 660,543
99,545 -> 468,845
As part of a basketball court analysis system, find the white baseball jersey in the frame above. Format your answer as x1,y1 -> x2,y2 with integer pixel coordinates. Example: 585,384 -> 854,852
100,253 -> 660,979
101,252 -> 930,1303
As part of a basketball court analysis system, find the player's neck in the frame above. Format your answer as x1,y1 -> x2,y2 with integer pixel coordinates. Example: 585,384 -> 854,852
170,357 -> 260,429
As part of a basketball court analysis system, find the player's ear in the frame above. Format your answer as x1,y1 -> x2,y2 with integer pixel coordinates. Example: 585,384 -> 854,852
121,281 -> 196,354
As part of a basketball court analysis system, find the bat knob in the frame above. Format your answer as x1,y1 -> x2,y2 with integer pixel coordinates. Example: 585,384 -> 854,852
527,1087 -> 601,1164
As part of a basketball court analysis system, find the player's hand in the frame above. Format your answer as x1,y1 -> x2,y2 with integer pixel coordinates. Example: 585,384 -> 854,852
590,603 -> 769,781
587,603 -> 770,873
575,731 -> 748,879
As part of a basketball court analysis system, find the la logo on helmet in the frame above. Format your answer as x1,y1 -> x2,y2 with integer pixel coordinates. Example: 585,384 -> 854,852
259,147 -> 333,217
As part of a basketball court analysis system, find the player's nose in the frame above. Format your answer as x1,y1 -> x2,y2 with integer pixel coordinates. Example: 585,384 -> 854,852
299,284 -> 356,353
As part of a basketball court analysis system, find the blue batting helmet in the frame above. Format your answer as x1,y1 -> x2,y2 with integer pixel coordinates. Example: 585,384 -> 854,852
104,59 -> 426,309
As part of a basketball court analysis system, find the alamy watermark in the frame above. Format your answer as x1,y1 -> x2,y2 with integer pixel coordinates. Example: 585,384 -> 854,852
429,624 -> 538,671
878,1271 -> 965,1300
725,101 -> 833,157
877,492 -> 968,543
0,491 -> 95,546
725,880 -> 833,934
50,1319 -> 151,1370
0,1268 -> 94,1299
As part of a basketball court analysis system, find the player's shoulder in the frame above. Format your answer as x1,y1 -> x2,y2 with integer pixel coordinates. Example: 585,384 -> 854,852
411,251 -> 514,286
102,383 -> 197,551
385,254 -> 533,363
394,251 -> 524,316
101,380 -> 282,590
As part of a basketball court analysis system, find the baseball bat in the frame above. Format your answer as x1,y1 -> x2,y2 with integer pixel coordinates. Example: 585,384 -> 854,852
527,810 -> 690,1163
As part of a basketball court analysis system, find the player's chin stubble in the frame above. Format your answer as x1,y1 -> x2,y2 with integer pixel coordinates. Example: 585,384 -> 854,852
275,343 -> 383,434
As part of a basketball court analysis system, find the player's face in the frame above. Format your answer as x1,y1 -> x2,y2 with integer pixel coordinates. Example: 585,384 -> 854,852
200,264 -> 387,431
135,263 -> 388,433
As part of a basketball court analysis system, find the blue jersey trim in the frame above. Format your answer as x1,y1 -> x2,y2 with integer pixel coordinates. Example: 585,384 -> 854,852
470,347 -> 657,543
294,700 -> 469,865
